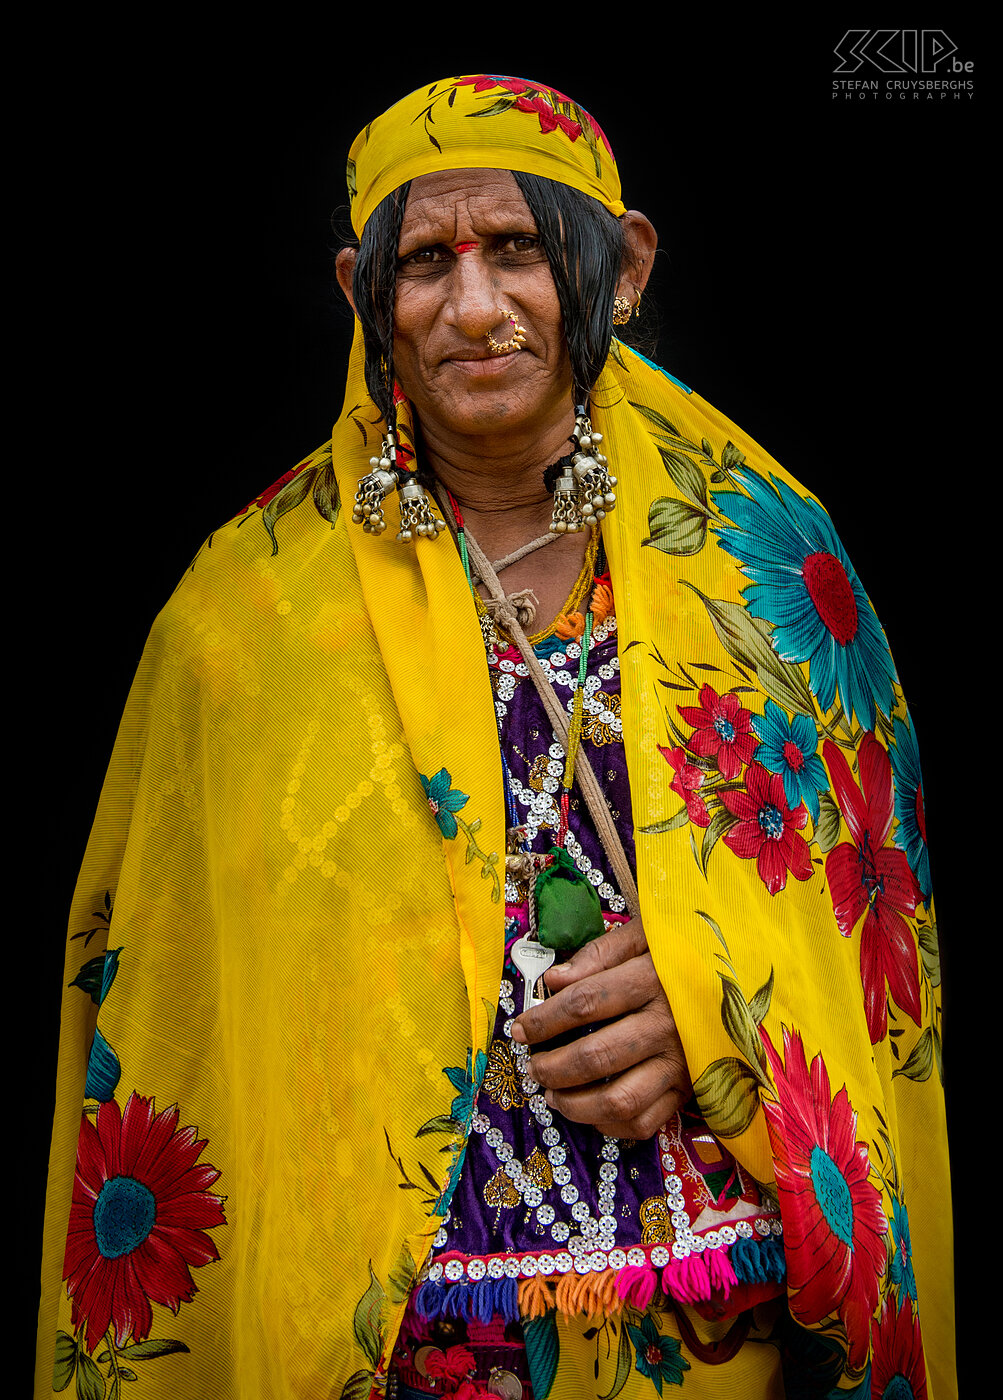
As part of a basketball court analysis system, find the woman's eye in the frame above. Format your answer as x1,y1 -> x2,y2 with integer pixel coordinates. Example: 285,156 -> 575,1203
505,236 -> 540,253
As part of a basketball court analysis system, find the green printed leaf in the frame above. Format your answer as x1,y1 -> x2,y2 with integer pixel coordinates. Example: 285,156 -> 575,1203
696,910 -> 729,956
598,1317 -> 632,1400
639,806 -> 691,835
699,805 -> 737,876
524,1314 -> 560,1400
118,1369 -> 138,1381
719,975 -> 767,1074
918,922 -> 941,987
643,496 -> 708,556
748,967 -> 775,1026
53,1332 -> 76,1392
720,442 -> 746,471
387,1246 -> 418,1306
933,1023 -> 944,1085
681,584 -> 817,716
117,1340 -> 191,1361
352,1262 -> 386,1370
892,1026 -> 933,1082
75,1351 -> 105,1400
263,465 -> 318,556
469,97 -> 515,117
693,1056 -> 763,1138
627,401 -> 708,460
658,447 -> 708,508
311,462 -> 341,528
416,1114 -> 461,1137
68,954 -> 109,1004
814,792 -> 842,854
340,1370 -> 374,1400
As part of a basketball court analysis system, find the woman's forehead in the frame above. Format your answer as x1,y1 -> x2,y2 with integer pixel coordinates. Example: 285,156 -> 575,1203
399,169 -> 536,245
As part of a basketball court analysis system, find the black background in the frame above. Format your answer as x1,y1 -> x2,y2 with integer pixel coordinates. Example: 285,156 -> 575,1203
28,23 -> 982,1394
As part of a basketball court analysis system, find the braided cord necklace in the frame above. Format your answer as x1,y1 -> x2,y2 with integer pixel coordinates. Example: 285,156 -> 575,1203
444,488 -> 594,854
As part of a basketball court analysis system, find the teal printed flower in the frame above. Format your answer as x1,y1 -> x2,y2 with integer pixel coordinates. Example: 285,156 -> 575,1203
712,469 -> 897,729
752,699 -> 829,824
889,716 -> 931,902
889,1197 -> 917,1303
626,1314 -> 691,1393
435,1049 -> 488,1213
443,1048 -> 488,1126
419,768 -> 469,840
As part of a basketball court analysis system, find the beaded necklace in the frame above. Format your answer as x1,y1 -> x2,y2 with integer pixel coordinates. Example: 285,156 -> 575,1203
442,489 -> 621,958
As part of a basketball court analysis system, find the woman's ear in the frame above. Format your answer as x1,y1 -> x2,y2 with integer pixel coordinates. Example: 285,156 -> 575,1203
617,211 -> 658,308
335,247 -> 359,316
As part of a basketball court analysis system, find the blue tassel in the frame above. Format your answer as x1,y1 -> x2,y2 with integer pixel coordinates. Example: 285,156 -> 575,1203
731,1235 -> 766,1283
413,1282 -> 446,1319
414,1271 -> 523,1325
497,1276 -> 519,1322
445,1284 -> 473,1319
472,1280 -> 495,1324
763,1235 -> 787,1281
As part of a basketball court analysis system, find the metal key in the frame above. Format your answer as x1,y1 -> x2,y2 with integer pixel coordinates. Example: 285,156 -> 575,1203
510,935 -> 556,1013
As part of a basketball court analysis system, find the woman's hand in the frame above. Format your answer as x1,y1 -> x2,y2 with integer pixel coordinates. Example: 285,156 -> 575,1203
510,919 -> 691,1140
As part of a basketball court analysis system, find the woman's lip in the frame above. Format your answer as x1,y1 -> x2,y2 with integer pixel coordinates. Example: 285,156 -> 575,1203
445,353 -> 522,377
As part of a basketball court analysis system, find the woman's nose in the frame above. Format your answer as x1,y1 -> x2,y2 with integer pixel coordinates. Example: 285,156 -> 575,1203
445,254 -> 502,339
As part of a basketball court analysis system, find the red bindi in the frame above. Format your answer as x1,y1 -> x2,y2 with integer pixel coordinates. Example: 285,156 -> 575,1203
454,241 -> 480,254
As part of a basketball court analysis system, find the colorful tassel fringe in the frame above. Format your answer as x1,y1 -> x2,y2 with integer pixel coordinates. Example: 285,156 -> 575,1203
415,1236 -> 785,1326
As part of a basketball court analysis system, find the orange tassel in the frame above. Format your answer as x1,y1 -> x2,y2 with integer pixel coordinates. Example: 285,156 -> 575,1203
555,611 -> 586,640
589,582 -> 614,624
553,1271 -> 581,1316
517,1273 -> 555,1319
552,1268 -> 622,1319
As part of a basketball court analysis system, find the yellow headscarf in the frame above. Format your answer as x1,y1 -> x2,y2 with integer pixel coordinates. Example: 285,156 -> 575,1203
347,74 -> 625,235
36,76 -> 954,1400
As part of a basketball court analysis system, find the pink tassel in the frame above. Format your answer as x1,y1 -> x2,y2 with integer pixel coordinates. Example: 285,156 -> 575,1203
662,1253 -> 711,1303
704,1248 -> 738,1299
615,1263 -> 658,1309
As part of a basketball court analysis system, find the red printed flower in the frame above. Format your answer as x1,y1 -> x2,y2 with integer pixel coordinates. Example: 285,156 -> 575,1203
720,763 -> 813,895
235,459 -> 311,517
513,93 -> 582,140
761,1027 -> 887,1369
823,734 -> 921,1044
678,685 -> 757,779
451,76 -> 613,155
63,1093 -> 225,1353
658,744 -> 710,827
870,1295 -> 928,1399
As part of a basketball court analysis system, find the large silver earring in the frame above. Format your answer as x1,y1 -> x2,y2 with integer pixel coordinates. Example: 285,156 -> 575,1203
351,429 -> 445,541
549,407 -> 618,534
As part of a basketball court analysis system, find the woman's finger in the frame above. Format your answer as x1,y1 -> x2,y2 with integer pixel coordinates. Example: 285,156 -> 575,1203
542,917 -> 648,990
528,1001 -> 679,1090
544,1052 -> 691,1141
512,951 -> 663,1047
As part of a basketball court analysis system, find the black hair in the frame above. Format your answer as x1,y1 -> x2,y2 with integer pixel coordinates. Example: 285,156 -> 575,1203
339,173 -> 653,430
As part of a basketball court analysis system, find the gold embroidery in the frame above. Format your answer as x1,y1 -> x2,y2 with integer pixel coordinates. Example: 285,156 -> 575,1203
483,1041 -> 527,1111
527,754 -> 550,792
582,692 -> 622,746
524,1147 -> 554,1190
484,1167 -> 520,1216
639,1195 -> 673,1245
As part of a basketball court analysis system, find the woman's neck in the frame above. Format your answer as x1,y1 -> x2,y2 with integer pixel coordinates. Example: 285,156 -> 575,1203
418,406 -> 578,562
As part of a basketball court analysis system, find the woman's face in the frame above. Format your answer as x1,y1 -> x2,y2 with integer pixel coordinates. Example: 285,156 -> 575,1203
392,169 -> 574,446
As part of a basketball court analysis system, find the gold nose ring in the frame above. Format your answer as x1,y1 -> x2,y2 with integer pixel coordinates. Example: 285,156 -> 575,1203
485,309 -> 527,355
